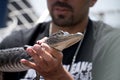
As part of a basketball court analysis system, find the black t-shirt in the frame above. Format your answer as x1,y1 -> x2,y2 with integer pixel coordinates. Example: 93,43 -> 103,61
62,20 -> 94,80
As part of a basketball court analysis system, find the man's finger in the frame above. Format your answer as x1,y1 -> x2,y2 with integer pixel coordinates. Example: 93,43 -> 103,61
20,59 -> 37,69
36,37 -> 48,45
26,47 -> 43,65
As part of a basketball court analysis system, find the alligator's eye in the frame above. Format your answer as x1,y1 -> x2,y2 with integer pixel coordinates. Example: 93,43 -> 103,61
55,30 -> 63,36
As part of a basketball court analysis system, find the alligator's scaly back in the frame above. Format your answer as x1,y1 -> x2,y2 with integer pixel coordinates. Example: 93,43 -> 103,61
0,30 -> 83,79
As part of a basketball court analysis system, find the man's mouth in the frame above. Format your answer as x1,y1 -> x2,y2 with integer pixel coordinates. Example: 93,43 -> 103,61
53,6 -> 71,14
55,6 -> 70,11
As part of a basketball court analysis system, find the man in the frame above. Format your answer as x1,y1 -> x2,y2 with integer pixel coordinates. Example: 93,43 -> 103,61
1,0 -> 120,80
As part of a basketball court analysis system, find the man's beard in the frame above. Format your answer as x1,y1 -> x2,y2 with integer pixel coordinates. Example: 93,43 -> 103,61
51,14 -> 74,27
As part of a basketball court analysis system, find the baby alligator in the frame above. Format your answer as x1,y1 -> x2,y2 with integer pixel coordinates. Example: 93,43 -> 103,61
0,30 -> 83,79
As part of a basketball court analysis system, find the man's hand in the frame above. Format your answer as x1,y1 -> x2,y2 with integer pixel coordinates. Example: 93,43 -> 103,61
21,39 -> 74,80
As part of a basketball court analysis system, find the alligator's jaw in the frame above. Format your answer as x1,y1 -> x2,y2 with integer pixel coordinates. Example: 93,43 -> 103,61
45,31 -> 84,51
50,34 -> 83,51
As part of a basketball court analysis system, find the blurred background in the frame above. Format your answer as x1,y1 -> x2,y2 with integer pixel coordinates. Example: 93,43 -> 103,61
0,0 -> 120,42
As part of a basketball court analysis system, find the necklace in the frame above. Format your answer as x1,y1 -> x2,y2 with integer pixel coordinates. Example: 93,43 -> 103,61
68,29 -> 86,72
49,23 -> 52,36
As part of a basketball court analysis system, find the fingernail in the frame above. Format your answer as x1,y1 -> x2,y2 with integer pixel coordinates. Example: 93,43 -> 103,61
24,45 -> 32,50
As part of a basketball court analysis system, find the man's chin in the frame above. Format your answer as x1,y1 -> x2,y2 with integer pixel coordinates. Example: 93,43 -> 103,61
54,22 -> 73,28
